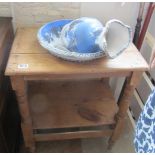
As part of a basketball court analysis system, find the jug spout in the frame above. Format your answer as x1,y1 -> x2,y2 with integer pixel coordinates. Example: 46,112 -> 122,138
105,19 -> 132,58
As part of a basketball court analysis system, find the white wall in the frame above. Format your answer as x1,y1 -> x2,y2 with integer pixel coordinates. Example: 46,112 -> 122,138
81,2 -> 139,31
0,2 -> 11,17
11,3 -> 80,28
0,2 -> 139,32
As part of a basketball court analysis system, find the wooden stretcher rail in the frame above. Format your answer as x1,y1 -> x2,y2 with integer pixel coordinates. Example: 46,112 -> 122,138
143,72 -> 154,90
134,89 -> 144,109
34,129 -> 113,141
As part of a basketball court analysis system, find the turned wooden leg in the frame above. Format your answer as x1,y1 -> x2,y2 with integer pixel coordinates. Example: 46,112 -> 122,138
108,72 -> 142,150
11,76 -> 35,152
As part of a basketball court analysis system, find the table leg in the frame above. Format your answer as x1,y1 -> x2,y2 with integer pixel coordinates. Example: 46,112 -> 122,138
108,71 -> 142,149
11,76 -> 35,152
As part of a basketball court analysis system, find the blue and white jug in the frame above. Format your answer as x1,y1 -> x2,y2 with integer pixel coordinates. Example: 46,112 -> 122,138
61,17 -> 132,58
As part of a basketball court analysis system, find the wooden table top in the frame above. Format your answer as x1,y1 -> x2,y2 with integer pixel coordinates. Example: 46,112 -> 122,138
5,27 -> 148,76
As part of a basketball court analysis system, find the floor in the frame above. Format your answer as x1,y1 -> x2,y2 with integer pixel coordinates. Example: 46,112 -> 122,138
20,115 -> 135,153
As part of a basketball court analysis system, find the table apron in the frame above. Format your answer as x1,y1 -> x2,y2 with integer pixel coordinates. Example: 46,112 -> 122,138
23,72 -> 131,81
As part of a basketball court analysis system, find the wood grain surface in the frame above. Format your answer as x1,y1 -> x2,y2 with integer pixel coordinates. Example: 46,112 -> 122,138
28,79 -> 118,129
5,28 -> 148,76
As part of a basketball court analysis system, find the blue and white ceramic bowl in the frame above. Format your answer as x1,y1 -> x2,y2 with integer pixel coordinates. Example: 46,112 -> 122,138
37,17 -> 132,61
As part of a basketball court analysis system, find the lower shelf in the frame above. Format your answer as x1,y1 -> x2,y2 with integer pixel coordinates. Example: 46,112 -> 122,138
28,79 -> 118,130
